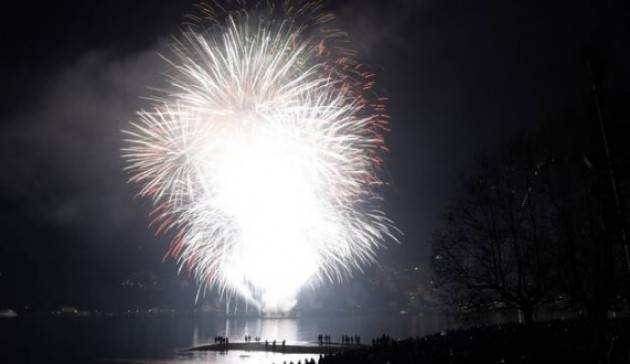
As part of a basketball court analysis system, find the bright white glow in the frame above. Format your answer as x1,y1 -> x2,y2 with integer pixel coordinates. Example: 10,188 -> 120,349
122,1 -> 395,312
210,128 -> 322,311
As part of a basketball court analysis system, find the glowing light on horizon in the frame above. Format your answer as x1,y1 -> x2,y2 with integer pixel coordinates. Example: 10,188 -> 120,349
122,1 -> 395,312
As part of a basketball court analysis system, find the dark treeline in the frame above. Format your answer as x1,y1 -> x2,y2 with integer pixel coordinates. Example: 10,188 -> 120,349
431,100 -> 630,323
426,6 -> 630,360
430,0 -> 630,326
427,40 -> 630,361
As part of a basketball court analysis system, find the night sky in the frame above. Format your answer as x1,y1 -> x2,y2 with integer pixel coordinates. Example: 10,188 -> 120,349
0,0 -> 620,309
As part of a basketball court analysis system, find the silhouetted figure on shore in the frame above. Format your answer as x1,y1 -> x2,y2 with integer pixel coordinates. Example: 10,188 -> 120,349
214,335 -> 229,345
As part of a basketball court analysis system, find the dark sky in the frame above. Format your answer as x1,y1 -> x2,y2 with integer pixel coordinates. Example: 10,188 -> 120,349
0,0 -> 615,308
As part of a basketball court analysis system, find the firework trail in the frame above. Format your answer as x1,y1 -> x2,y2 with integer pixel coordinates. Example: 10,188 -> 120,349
123,0 -> 395,312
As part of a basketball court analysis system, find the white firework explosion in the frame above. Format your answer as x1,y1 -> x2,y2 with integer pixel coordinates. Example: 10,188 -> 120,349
122,1 -> 395,312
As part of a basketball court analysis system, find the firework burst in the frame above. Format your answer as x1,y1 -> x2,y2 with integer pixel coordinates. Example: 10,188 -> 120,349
123,0 -> 395,312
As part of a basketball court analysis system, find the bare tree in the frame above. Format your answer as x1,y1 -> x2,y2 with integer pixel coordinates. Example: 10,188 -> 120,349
432,137 -> 555,323
432,114 -> 630,324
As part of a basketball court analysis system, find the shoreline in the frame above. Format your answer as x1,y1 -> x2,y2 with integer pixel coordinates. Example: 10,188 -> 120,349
187,342 -> 362,354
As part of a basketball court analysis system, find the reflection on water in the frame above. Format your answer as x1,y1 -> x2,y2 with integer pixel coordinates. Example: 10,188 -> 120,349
2,313 -> 456,364
142,350 -> 320,364
189,313 -> 450,346
144,314 -> 453,364
193,317 -> 300,346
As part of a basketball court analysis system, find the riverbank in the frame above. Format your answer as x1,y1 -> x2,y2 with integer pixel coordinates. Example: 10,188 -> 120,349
318,319 -> 630,364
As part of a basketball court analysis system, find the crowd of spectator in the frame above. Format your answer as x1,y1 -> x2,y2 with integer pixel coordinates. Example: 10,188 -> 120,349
341,334 -> 361,345
243,335 -> 261,343
213,336 -> 228,346
318,319 -> 630,364
264,339 -> 286,349
317,334 -> 331,345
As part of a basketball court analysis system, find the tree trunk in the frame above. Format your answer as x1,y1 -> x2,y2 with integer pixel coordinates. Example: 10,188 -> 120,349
520,305 -> 534,324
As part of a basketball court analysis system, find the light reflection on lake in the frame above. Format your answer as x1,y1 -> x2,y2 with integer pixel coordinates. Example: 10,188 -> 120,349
120,314 -> 452,364
2,313 -> 457,364
130,350 -> 322,364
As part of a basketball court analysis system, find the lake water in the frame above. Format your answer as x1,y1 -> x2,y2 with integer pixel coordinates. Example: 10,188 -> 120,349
1,313 -> 457,364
